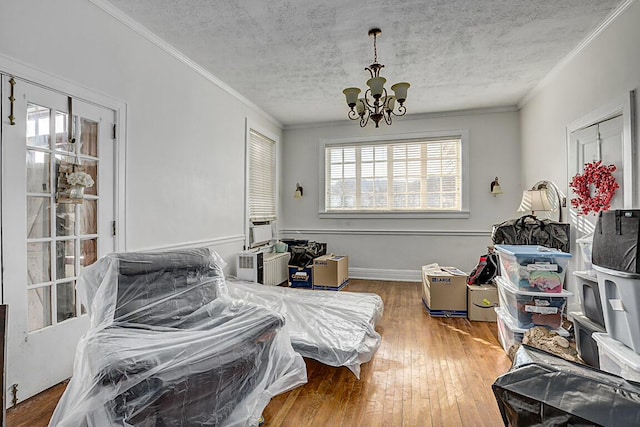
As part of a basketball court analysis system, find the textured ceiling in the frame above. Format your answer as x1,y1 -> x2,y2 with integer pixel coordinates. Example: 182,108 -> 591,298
105,0 -> 622,126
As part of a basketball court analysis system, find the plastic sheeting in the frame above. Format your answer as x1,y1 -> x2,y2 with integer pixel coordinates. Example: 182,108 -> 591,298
50,248 -> 307,427
226,278 -> 384,378
493,345 -> 640,426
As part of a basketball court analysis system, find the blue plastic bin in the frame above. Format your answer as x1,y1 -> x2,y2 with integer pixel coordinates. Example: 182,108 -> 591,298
495,245 -> 572,292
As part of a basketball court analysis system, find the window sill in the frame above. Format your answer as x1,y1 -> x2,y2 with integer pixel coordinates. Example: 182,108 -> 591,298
318,210 -> 470,219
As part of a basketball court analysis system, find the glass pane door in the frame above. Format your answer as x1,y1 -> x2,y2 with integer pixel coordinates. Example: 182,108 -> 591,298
25,103 -> 102,330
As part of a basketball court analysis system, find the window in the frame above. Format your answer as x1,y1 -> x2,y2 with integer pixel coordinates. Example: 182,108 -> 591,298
323,135 -> 465,215
248,129 -> 276,222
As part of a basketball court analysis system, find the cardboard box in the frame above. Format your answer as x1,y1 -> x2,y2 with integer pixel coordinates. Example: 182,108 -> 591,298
421,263 -> 468,317
288,266 -> 313,288
313,255 -> 349,289
467,284 -> 499,322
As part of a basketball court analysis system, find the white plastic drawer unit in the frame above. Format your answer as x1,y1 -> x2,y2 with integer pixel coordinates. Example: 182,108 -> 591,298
594,265 -> 640,353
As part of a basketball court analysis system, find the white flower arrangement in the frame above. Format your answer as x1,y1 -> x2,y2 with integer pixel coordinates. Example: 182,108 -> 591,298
66,171 -> 94,188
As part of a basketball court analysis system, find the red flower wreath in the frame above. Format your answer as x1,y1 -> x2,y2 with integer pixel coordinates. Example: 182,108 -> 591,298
569,161 -> 619,215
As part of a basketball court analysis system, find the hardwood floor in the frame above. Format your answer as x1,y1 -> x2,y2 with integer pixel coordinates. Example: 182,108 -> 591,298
6,279 -> 511,426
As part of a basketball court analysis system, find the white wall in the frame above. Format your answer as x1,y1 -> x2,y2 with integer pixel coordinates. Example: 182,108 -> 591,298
282,110 -> 521,278
0,0 -> 282,266
520,0 -> 640,306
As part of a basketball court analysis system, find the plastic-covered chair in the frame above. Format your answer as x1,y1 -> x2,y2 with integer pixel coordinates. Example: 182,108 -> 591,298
50,248 -> 306,427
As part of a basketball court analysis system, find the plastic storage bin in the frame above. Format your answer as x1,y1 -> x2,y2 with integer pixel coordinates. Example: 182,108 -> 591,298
576,233 -> 594,272
594,265 -> 640,353
573,271 -> 605,329
592,332 -> 640,382
495,245 -> 572,293
496,276 -> 570,329
495,306 -> 568,354
570,311 -> 606,368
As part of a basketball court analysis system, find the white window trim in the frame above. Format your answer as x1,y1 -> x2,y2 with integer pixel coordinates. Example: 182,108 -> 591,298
244,119 -> 280,249
318,130 -> 470,219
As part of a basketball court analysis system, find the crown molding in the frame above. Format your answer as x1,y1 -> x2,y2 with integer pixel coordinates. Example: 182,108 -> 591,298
87,0 -> 282,128
284,105 -> 519,131
518,0 -> 637,109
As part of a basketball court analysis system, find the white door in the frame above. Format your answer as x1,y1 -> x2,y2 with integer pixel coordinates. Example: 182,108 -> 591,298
1,76 -> 115,405
568,114 -> 624,234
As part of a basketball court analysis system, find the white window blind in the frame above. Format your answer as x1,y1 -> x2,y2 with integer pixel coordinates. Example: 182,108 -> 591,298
249,129 -> 276,221
325,138 -> 462,212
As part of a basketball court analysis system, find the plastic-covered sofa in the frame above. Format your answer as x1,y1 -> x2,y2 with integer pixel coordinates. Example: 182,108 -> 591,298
226,278 -> 383,378
50,248 -> 306,427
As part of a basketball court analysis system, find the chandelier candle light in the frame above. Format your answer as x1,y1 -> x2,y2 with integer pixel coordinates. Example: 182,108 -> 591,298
343,28 -> 410,128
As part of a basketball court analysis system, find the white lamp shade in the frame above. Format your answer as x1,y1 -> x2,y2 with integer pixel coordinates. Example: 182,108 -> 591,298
518,189 -> 553,213
391,82 -> 410,102
385,95 -> 396,112
343,87 -> 361,107
491,183 -> 503,195
367,77 -> 386,98
356,98 -> 366,115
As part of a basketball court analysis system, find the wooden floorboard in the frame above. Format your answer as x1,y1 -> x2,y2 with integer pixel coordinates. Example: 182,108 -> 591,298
6,279 -> 511,426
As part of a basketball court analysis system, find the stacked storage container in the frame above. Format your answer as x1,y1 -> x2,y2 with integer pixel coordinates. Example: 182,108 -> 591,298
494,245 -> 572,353
569,271 -> 606,368
589,210 -> 640,381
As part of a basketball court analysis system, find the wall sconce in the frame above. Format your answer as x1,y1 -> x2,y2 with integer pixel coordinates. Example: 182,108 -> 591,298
490,177 -> 503,196
294,183 -> 303,198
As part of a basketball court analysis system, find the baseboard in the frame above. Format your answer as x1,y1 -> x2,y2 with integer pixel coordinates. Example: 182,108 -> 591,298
349,267 -> 421,283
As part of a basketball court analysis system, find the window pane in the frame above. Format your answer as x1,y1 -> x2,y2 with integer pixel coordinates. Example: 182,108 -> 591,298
28,286 -> 52,332
81,160 -> 98,196
27,150 -> 50,193
27,242 -> 51,285
79,118 -> 98,157
80,199 -> 97,235
408,179 -> 421,193
27,196 -> 50,238
330,149 -> 342,164
26,104 -> 50,148
56,240 -> 75,280
374,162 -> 387,177
80,239 -> 98,271
343,148 -> 356,163
361,163 -> 373,178
343,163 -> 356,179
56,203 -> 75,237
55,112 -> 74,153
57,281 -> 77,322
426,160 -> 441,175
361,147 -> 373,162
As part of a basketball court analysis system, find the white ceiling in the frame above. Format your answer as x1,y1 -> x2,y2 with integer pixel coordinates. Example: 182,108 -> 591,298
104,0 -> 623,126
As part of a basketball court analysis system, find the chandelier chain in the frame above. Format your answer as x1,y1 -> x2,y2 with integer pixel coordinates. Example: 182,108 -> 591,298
373,32 -> 378,64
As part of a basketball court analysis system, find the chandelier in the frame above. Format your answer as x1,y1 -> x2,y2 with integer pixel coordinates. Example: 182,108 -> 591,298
342,28 -> 410,128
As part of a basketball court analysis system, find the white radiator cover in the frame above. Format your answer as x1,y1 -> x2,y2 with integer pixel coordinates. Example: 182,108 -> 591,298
263,252 -> 290,286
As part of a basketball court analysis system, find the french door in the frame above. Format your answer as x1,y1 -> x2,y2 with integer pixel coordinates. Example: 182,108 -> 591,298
1,76 -> 115,405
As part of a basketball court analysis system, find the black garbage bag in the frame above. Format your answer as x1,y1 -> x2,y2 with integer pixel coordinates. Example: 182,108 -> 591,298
493,345 -> 640,426
492,215 -> 570,252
